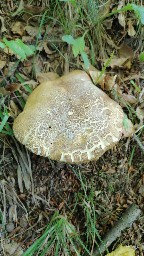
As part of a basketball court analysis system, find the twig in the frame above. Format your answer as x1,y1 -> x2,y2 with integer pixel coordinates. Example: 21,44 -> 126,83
93,204 -> 141,256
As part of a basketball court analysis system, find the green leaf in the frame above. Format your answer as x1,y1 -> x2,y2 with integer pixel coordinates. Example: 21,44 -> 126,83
3,38 -> 26,60
72,37 -> 85,57
131,4 -> 144,24
139,52 -> 144,62
62,35 -> 75,45
15,39 -> 34,56
0,111 -> 9,133
3,38 -> 34,60
81,51 -> 90,69
0,41 -> 6,49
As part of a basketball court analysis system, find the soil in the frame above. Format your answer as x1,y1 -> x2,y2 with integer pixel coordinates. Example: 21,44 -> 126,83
0,1 -> 144,256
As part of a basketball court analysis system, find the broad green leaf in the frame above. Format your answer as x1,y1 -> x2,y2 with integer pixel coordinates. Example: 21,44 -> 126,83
15,39 -> 34,56
3,38 -> 34,60
139,52 -> 144,62
62,35 -> 75,45
0,41 -> 6,49
3,38 -> 26,60
72,37 -> 85,57
81,51 -> 90,69
72,44 -> 80,57
131,4 -> 144,24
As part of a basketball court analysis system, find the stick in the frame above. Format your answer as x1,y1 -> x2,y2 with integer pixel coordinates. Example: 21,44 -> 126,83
93,204 -> 141,256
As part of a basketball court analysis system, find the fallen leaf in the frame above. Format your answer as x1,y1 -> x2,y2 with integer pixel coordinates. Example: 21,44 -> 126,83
9,100 -> 21,118
127,19 -> 136,37
118,13 -> 126,28
0,16 -> 7,32
106,244 -> 135,256
5,83 -> 20,92
3,241 -> 23,256
104,75 -> 117,91
24,5 -> 45,14
0,60 -> 6,69
108,57 -> 131,69
43,42 -> 55,55
89,69 -> 105,85
117,1 -> 126,28
12,21 -> 25,36
9,205 -> 17,223
22,36 -> 33,42
121,93 -> 137,104
25,25 -> 41,37
119,44 -> 134,59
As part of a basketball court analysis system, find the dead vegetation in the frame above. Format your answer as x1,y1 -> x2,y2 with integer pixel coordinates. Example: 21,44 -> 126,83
0,0 -> 144,255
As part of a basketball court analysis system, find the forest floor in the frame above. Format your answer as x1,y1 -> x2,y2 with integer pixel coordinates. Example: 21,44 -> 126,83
0,1 -> 144,256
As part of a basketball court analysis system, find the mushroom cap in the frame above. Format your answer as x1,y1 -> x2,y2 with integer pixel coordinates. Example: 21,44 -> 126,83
13,70 -> 133,164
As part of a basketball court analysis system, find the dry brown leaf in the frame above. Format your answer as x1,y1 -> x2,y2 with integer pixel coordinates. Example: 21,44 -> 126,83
4,47 -> 16,57
3,241 -> 23,256
0,16 -> 7,33
22,35 -> 34,42
24,5 -> 45,14
25,25 -> 41,37
88,65 -> 118,91
9,100 -> 21,118
43,42 -> 54,55
127,19 -> 136,37
37,72 -> 59,83
9,205 -> 17,223
121,93 -> 137,104
33,55 -> 43,75
108,57 -> 132,69
0,60 -> 6,69
117,0 -> 126,28
11,21 -> 25,36
104,75 -> 117,91
5,83 -> 20,92
118,13 -> 126,28
119,44 -> 134,59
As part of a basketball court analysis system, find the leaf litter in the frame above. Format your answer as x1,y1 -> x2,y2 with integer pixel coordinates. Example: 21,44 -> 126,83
0,0 -> 144,255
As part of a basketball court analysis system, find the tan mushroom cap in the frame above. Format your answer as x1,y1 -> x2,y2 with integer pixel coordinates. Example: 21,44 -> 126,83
13,70 -> 134,164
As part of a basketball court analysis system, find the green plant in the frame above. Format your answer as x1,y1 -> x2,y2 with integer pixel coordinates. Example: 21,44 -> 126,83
0,97 -> 13,136
0,38 -> 35,60
103,4 -> 144,25
71,168 -> 107,255
139,52 -> 144,62
23,211 -> 91,256
62,34 -> 90,69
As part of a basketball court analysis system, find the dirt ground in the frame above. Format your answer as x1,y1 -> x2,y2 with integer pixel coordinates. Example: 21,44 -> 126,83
0,1 -> 144,256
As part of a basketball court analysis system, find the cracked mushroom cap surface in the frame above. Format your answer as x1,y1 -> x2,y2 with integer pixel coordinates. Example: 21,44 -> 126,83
13,70 -> 134,164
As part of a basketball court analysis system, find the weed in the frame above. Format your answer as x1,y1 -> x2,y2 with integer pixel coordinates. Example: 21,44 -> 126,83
23,211 -> 91,256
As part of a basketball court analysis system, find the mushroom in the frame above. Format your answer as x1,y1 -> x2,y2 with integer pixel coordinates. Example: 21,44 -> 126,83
13,70 -> 134,164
